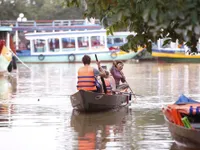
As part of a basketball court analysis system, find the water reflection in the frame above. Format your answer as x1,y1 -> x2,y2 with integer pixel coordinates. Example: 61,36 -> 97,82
0,103 -> 13,127
71,107 -> 129,150
0,75 -> 17,99
170,142 -> 199,150
0,75 -> 17,128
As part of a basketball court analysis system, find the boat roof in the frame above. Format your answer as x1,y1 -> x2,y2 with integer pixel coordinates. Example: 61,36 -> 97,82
107,32 -> 136,37
0,26 -> 12,31
25,29 -> 107,39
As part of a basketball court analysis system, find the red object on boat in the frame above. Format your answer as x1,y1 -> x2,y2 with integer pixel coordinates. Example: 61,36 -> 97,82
0,40 -> 5,54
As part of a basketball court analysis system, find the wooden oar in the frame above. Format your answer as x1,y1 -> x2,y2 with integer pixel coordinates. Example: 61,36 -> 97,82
112,89 -> 143,97
120,70 -> 137,100
95,54 -> 107,94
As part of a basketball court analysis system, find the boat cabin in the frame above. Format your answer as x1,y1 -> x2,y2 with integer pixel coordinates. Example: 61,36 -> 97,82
107,32 -> 136,48
153,38 -> 200,54
153,38 -> 186,52
25,29 -> 109,55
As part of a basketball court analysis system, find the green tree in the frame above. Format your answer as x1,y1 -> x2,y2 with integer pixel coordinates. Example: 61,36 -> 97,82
0,0 -> 28,19
0,0 -> 84,20
65,0 -> 200,53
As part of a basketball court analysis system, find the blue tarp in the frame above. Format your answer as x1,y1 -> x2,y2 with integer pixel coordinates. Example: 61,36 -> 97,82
175,94 -> 200,104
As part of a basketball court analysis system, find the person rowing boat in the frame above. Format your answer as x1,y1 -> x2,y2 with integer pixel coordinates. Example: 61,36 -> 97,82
110,60 -> 128,91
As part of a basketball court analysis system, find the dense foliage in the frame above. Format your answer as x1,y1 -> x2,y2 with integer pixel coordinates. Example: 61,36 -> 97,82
0,0 -> 84,20
65,0 -> 200,52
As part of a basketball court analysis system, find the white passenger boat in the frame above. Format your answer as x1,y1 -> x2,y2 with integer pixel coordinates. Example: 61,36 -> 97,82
16,29 -> 144,63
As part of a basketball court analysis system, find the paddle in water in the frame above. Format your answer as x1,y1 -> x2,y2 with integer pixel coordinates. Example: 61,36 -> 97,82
120,70 -> 137,101
95,54 -> 107,94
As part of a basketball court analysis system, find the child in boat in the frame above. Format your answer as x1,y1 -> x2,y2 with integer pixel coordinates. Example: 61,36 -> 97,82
98,67 -> 116,94
110,60 -> 128,91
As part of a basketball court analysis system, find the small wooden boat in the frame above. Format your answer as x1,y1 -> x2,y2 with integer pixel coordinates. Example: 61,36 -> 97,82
163,94 -> 200,148
70,90 -> 131,112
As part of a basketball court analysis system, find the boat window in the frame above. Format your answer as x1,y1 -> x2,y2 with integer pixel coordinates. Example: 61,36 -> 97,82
48,38 -> 60,52
62,37 -> 75,51
107,38 -> 112,44
91,36 -> 105,49
34,39 -> 46,53
78,36 -> 89,50
114,37 -> 123,44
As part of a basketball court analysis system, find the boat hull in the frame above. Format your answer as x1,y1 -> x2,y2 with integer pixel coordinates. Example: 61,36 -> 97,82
16,50 -> 141,63
152,50 -> 200,63
70,90 -> 129,112
164,116 -> 200,148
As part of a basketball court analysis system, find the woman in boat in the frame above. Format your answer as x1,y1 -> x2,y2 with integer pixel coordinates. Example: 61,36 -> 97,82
110,60 -> 128,91
77,55 -> 106,92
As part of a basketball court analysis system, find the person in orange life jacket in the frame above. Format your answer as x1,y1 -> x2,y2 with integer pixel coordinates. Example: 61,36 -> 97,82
110,60 -> 128,91
102,71 -> 116,94
77,55 -> 107,92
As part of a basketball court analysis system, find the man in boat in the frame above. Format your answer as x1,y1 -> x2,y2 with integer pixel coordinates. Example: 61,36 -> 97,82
77,55 -> 107,92
7,34 -> 17,72
110,60 -> 128,91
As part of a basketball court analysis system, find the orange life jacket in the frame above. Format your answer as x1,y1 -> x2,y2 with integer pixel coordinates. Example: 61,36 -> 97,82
77,66 -> 97,91
104,78 -> 112,94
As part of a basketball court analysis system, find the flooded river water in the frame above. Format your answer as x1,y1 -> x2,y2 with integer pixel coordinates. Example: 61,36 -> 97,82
1,61 -> 200,150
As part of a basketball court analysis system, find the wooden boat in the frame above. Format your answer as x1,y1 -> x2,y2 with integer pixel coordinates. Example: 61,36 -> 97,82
16,29 -> 145,63
152,38 -> 200,63
163,94 -> 200,148
70,90 -> 131,112
0,27 -> 12,75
